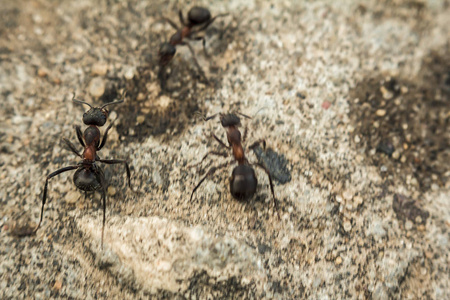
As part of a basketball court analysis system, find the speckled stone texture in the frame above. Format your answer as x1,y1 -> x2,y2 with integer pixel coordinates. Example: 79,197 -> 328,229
1,0 -> 449,299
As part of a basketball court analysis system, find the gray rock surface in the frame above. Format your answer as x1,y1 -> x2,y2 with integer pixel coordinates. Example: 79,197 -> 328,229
1,0 -> 449,299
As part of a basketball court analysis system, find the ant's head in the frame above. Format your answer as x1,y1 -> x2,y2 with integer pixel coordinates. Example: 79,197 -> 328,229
188,7 -> 211,26
230,165 -> 257,201
72,93 -> 124,126
220,113 -> 241,127
159,42 -> 176,65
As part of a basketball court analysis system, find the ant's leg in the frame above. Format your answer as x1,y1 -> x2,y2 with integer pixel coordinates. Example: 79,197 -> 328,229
75,125 -> 85,148
62,138 -> 82,158
34,166 -> 79,234
95,167 -> 107,248
156,17 -> 179,30
158,64 -> 168,91
243,125 -> 248,142
248,139 -> 267,150
189,36 -> 209,57
98,119 -> 116,150
190,162 -> 229,201
252,163 -> 279,220
178,10 -> 186,26
188,151 -> 228,168
98,159 -> 131,189
203,113 -> 220,121
236,112 -> 252,120
180,41 -> 209,83
211,133 -> 230,149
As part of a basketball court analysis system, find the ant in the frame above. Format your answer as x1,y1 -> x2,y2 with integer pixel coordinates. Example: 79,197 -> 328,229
190,112 -> 279,218
158,6 -> 228,88
18,93 -> 131,247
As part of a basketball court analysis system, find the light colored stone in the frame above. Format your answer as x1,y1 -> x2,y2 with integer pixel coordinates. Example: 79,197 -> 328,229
376,109 -> 386,117
107,186 -> 116,196
78,216 -> 267,295
91,63 -> 108,76
65,190 -> 80,204
89,77 -> 105,97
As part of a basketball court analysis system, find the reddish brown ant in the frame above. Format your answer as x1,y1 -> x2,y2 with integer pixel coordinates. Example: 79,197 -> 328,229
18,93 -> 131,247
158,6 -> 228,88
190,112 -> 279,218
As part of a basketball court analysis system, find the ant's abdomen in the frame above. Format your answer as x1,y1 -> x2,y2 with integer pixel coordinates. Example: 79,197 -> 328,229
188,7 -> 211,25
74,168 -> 102,192
230,165 -> 257,201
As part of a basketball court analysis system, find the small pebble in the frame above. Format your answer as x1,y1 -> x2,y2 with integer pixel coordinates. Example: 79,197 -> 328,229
380,86 -> 393,100
108,186 -> 117,196
343,221 -> 352,232
405,220 -> 413,230
137,115 -> 145,124
380,165 -> 387,172
89,77 -> 105,97
124,67 -> 135,80
354,135 -> 360,143
335,256 -> 342,265
91,63 -> 108,76
343,190 -> 353,201
322,101 -> 331,109
375,109 -> 386,117
53,280 -> 62,291
400,86 -> 408,94
65,190 -> 79,204
37,68 -> 48,77
392,150 -> 400,160
354,195 -> 363,205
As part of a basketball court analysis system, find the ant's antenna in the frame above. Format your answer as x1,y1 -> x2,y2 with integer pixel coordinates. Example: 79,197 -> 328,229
100,91 -> 126,109
72,94 -> 93,108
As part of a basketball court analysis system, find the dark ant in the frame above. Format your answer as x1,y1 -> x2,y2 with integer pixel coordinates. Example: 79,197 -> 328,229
158,6 -> 228,88
190,112 -> 279,218
17,93 -> 131,247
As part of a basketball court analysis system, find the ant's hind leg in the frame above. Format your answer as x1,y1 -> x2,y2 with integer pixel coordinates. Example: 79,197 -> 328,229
95,168 -> 107,249
34,166 -> 79,234
190,162 -> 229,201
181,42 -> 209,84
98,159 -> 132,189
252,163 -> 279,220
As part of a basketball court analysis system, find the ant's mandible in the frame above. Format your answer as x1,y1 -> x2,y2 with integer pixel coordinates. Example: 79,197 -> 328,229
190,112 -> 279,218
158,7 -> 228,87
29,93 -> 131,247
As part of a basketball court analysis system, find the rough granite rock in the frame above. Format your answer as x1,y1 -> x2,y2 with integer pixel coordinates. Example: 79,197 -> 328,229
0,0 -> 449,299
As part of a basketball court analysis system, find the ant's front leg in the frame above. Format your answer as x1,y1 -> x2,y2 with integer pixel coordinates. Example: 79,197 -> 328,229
98,119 -> 116,151
75,125 -> 85,148
211,133 -> 230,149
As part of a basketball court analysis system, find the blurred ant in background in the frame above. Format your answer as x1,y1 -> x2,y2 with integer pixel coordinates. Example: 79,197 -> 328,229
158,6 -> 229,89
15,93 -> 131,248
190,112 -> 279,218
